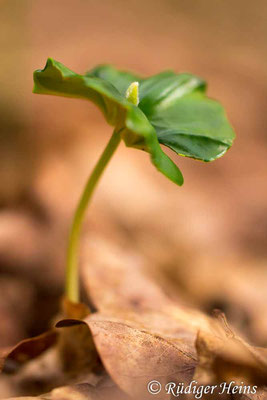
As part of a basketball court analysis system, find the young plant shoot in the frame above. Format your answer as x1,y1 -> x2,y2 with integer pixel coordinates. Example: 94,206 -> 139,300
33,59 -> 235,303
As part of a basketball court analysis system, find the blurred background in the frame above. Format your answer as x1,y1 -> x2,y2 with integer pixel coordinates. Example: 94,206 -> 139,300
0,0 -> 266,357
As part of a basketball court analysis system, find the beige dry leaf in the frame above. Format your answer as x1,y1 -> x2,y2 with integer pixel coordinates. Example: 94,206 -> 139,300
79,236 -> 267,399
57,299 -> 99,377
0,331 -> 57,374
2,376 -> 130,400
1,236 -> 267,399
195,311 -> 267,393
43,377 -> 131,400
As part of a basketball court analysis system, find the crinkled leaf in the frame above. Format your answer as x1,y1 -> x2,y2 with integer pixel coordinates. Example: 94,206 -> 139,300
195,311 -> 267,387
57,310 -> 198,400
78,236 -> 267,397
33,59 -> 183,185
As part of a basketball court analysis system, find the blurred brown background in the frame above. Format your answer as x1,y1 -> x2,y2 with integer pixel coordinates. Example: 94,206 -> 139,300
0,0 -> 266,352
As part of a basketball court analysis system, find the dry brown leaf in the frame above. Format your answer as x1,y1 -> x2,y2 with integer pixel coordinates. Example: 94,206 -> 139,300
1,375 -> 130,400
195,312 -> 267,387
0,331 -> 57,374
0,341 -> 103,398
87,310 -> 197,399
45,377 -> 131,400
0,279 -> 100,395
0,300 -> 101,398
81,235 -> 186,313
56,303 -> 208,399
1,239 -> 267,399
81,235 -> 214,334
79,236 -> 267,398
154,250 -> 267,344
57,299 -> 100,377
84,311 -> 267,400
2,238 -> 267,399
0,299 -> 93,376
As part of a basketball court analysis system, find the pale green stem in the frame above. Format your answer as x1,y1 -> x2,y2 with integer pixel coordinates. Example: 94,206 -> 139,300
66,129 -> 121,302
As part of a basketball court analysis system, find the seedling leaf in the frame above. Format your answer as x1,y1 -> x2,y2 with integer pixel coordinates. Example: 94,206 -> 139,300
33,58 -> 184,185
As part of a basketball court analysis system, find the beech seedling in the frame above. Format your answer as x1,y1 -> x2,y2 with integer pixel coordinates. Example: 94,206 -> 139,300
33,58 -> 235,303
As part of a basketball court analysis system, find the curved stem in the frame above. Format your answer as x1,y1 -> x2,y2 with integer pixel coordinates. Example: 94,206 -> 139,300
66,129 -> 121,302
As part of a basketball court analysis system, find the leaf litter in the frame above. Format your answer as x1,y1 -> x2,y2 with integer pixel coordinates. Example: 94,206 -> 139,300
0,135 -> 266,399
1,189 -> 267,400
0,231 -> 266,399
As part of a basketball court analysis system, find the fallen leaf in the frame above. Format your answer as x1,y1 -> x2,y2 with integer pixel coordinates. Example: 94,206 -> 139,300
79,236 -> 267,398
87,310 -> 197,399
195,311 -> 267,387
81,235 -> 182,313
57,299 -> 100,377
0,331 -> 57,374
46,376 -> 131,400
1,375 -> 130,400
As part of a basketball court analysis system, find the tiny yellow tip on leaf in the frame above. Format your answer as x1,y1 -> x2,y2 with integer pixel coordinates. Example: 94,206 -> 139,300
126,81 -> 139,106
